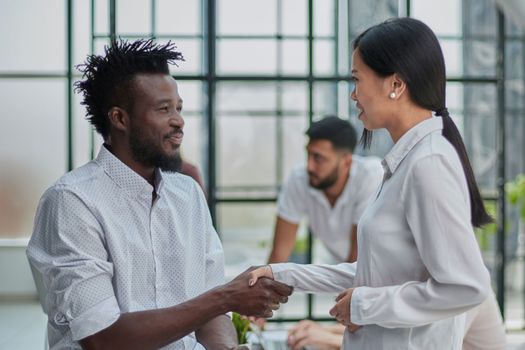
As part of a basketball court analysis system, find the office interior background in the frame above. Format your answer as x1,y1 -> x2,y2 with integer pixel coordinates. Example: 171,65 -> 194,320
1,0 -> 525,346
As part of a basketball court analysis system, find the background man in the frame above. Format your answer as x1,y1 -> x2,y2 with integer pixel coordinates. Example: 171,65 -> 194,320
267,116 -> 382,265
27,39 -> 292,350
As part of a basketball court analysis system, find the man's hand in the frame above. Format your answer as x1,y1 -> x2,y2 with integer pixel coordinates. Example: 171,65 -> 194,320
287,320 -> 342,350
222,267 -> 292,318
329,288 -> 361,333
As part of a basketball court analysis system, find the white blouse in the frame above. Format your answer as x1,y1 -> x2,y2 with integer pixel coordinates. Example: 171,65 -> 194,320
271,117 -> 491,350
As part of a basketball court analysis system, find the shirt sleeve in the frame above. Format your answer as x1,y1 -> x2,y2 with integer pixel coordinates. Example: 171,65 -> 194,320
352,160 -> 383,225
350,154 -> 490,328
26,187 -> 121,341
276,171 -> 307,224
271,262 -> 356,293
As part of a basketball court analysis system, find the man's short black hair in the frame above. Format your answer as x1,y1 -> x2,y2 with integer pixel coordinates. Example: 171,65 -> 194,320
74,38 -> 184,140
306,116 -> 357,152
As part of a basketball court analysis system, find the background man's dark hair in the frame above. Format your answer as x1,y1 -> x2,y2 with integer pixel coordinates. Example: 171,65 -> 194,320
306,116 -> 357,153
74,38 -> 184,140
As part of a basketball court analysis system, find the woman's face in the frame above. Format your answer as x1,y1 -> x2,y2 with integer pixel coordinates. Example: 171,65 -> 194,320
351,49 -> 392,130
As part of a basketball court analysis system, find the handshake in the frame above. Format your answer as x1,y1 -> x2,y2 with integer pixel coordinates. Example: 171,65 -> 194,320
229,265 -> 359,332
221,266 -> 289,319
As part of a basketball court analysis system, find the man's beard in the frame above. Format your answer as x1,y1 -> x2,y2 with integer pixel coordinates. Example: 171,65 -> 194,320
309,165 -> 339,190
129,126 -> 180,169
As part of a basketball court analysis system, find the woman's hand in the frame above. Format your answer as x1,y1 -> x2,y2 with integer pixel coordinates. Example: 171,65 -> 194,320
247,265 -> 274,286
329,288 -> 361,333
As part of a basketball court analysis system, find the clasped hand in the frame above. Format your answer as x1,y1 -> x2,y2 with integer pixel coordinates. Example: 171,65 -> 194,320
329,289 -> 361,332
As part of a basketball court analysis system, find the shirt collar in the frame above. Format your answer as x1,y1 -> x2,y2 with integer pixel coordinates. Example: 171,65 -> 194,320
383,117 -> 443,176
95,145 -> 165,199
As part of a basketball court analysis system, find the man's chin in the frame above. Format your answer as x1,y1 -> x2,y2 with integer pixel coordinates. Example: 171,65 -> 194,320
308,179 -> 320,188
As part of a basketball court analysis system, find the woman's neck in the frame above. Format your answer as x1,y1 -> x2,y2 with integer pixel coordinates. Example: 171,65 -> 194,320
386,104 -> 433,143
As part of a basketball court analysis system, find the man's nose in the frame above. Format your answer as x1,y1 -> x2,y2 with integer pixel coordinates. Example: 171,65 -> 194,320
171,113 -> 185,129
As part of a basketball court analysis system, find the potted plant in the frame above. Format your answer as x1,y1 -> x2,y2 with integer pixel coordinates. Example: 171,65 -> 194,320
231,312 -> 251,346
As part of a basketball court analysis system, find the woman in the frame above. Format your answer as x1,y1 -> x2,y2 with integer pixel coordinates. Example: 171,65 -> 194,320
249,18 -> 495,349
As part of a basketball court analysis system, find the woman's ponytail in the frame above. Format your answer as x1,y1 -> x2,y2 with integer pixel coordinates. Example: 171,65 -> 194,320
436,108 -> 493,227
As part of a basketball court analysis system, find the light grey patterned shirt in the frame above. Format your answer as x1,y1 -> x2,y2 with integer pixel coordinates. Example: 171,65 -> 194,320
27,145 -> 224,350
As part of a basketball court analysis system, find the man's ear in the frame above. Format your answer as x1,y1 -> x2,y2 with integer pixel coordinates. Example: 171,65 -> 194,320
107,107 -> 130,133
342,151 -> 353,169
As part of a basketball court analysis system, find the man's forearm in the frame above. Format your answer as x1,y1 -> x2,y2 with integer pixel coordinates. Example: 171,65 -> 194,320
196,314 -> 237,350
80,287 -> 229,350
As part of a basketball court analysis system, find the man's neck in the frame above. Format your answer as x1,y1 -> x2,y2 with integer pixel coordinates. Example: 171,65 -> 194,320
104,143 -> 156,185
324,171 -> 350,207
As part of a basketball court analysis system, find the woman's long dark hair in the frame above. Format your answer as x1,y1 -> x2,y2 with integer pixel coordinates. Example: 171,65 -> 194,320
353,17 -> 491,227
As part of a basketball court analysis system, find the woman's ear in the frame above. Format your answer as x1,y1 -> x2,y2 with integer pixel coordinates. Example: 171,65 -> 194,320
390,73 -> 407,99
107,107 -> 130,133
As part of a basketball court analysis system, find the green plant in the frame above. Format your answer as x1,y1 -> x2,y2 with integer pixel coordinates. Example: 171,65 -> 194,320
293,236 -> 308,254
506,174 -> 525,222
231,312 -> 251,344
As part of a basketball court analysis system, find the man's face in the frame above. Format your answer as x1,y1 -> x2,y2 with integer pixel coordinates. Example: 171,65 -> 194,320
306,139 -> 344,190
127,74 -> 184,169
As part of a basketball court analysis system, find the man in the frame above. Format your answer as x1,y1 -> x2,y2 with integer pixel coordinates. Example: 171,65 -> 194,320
26,39 -> 292,350
267,116 -> 382,265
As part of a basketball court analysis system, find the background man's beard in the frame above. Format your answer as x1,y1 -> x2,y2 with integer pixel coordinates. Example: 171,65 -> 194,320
309,168 -> 339,190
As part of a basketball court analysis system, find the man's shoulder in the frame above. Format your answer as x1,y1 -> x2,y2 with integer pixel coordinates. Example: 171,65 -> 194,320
161,171 -> 206,201
287,165 -> 308,182
49,161 -> 102,192
353,155 -> 382,175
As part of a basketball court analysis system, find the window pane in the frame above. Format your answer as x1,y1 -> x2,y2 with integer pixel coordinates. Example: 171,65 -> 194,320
168,39 -> 203,76
349,0 -> 398,36
282,83 -> 308,114
314,40 -> 335,75
156,0 -> 201,35
281,40 -> 308,75
217,83 -> 277,113
73,91 -> 93,168
506,41 -> 524,110
219,202 -> 275,277
94,0 -> 109,35
314,0 -> 335,37
282,0 -> 307,36
217,39 -> 277,74
314,82 -> 338,117
411,0 -> 461,36
180,113 -> 206,182
464,40 -> 497,77
217,115 -> 277,189
218,0 -> 277,35
116,0 -> 151,34
464,0 -> 497,37
282,116 -> 309,182
0,0 -> 65,71
450,82 -> 498,191
441,39 -> 463,77
0,80 -> 67,238
74,0 -> 91,68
